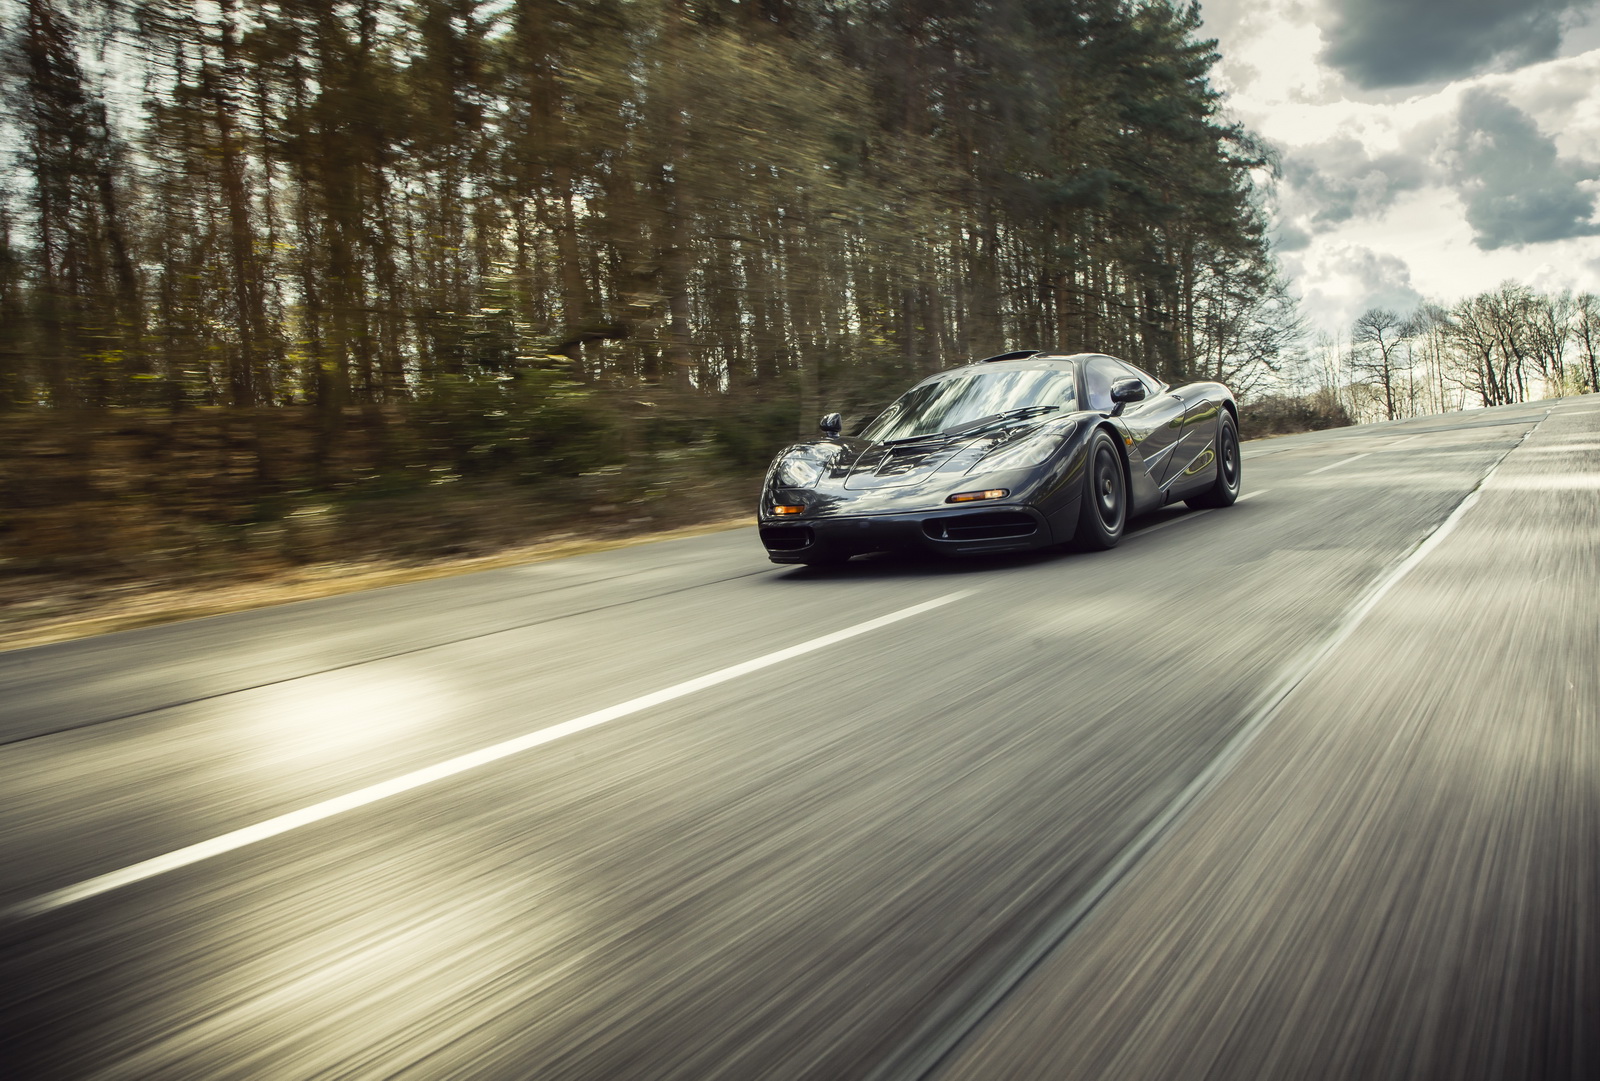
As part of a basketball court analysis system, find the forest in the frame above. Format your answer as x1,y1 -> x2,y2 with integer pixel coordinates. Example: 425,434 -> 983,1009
1,0 -> 1294,587
2,0 -> 1290,412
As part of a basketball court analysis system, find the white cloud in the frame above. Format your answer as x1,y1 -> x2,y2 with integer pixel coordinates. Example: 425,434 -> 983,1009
1287,241 -> 1425,333
1210,0 -> 1341,108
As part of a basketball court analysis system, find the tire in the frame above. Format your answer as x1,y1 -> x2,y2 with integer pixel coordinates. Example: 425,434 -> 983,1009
1186,411 -> 1241,509
1071,430 -> 1127,550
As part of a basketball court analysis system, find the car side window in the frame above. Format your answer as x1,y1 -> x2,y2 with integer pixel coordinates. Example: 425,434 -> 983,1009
1083,358 -> 1121,412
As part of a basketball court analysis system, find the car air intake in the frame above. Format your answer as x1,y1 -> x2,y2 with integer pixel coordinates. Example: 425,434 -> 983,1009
760,525 -> 814,551
924,512 -> 1037,542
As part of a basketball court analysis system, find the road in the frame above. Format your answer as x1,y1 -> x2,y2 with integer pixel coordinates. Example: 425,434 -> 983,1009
1,397 -> 1595,1080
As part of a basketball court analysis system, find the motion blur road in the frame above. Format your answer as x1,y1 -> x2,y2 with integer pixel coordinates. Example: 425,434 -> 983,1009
2,398 -> 1596,1080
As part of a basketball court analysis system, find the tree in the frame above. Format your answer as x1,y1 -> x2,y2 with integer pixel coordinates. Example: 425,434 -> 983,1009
1526,290 -> 1573,393
1350,307 -> 1409,420
1574,293 -> 1600,393
11,0 -> 143,407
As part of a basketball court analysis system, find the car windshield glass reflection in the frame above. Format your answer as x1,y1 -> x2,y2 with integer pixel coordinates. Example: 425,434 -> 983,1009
861,369 -> 1077,443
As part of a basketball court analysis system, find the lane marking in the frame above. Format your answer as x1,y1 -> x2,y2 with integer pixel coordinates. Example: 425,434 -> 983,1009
1307,451 -> 1370,475
6,591 -> 973,920
1131,490 -> 1269,538
867,418 -> 1546,1081
1304,433 -> 1424,476
1134,511 -> 1210,536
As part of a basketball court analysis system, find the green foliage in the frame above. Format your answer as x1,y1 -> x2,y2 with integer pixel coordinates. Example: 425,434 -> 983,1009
410,370 -> 621,481
710,398 -> 803,469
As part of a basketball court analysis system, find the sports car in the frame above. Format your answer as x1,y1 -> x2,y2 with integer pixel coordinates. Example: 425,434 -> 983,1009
757,350 -> 1240,564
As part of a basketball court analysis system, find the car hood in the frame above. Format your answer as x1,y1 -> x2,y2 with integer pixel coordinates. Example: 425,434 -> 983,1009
840,437 -> 976,489
799,421 -> 1051,491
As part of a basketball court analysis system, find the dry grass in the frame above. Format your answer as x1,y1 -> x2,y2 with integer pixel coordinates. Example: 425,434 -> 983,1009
0,513 -> 753,653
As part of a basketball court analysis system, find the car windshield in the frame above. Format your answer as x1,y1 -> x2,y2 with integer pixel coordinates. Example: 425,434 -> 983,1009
860,367 -> 1077,443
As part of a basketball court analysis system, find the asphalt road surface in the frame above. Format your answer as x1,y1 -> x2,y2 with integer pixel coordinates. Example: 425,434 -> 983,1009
1,397 -> 1595,1080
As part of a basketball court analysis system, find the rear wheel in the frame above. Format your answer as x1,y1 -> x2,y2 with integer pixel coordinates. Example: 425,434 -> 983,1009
1072,430 -> 1127,550
1186,411 -> 1241,509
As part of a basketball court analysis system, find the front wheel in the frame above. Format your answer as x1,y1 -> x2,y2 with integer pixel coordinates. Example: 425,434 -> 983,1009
1071,430 -> 1127,550
1186,411 -> 1241,509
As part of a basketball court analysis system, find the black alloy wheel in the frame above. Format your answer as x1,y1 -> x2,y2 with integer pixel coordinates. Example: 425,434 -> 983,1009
1072,430 -> 1127,550
1187,411 -> 1241,509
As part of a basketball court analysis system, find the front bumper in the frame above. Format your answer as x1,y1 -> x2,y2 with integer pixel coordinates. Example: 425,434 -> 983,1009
758,503 -> 1068,563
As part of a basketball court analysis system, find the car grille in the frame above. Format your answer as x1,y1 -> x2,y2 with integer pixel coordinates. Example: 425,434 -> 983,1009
760,525 -> 814,551
923,511 -> 1037,542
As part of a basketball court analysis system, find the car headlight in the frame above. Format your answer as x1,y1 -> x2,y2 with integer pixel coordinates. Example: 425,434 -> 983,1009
772,452 -> 827,488
968,420 -> 1077,473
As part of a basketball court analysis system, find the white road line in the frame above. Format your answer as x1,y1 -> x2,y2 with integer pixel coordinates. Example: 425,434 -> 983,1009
1306,433 -> 1425,476
1132,489 -> 1269,538
1136,510 -> 1212,535
6,591 -> 973,920
1308,451 -> 1370,475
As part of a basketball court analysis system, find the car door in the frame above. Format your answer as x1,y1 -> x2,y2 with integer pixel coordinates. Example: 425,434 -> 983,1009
1085,357 -> 1185,490
1163,383 -> 1226,490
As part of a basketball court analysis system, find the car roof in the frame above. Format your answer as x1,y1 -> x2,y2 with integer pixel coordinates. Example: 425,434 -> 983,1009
917,352 -> 1099,383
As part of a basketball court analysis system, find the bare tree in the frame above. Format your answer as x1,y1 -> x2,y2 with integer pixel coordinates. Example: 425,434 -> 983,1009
1526,290 -> 1574,395
1575,293 -> 1600,394
1441,286 -> 1545,407
1350,307 -> 1409,420
1405,303 -> 1457,415
1482,282 -> 1538,402
1190,265 -> 1302,399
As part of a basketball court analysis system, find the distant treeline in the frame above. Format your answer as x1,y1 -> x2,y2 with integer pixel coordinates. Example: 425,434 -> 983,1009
1299,285 -> 1600,426
1,0 -> 1292,440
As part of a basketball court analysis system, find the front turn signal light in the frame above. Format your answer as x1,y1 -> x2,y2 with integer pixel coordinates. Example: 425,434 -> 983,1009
773,504 -> 805,515
946,488 -> 1009,503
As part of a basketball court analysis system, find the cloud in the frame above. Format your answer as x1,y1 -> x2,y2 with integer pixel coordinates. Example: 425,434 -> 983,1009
1443,87 -> 1600,250
1206,0 -> 1341,105
1318,0 -> 1599,89
1479,50 -> 1600,160
1289,242 -> 1427,332
1274,219 -> 1313,252
1282,134 -> 1431,226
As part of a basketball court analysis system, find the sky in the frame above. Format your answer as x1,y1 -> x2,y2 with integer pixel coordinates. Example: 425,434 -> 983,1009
1197,0 -> 1600,335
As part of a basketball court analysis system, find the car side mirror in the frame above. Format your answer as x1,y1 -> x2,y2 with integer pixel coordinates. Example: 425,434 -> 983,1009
1109,378 -> 1145,417
819,412 -> 842,435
